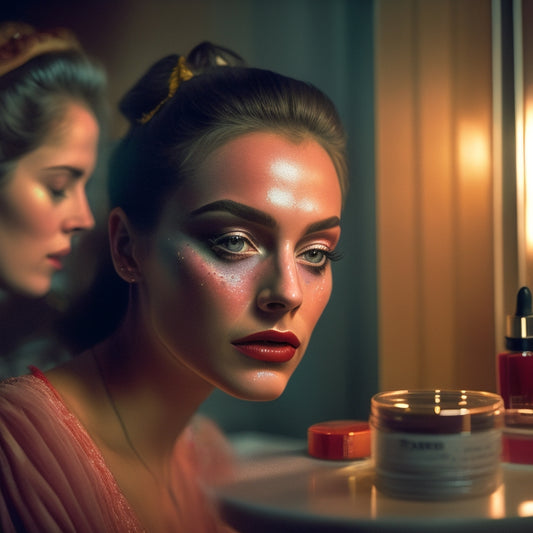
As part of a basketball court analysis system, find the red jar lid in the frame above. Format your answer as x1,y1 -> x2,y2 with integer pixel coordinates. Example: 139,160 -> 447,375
307,420 -> 371,460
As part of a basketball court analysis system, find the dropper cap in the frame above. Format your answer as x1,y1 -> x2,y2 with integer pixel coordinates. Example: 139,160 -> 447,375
505,286 -> 533,351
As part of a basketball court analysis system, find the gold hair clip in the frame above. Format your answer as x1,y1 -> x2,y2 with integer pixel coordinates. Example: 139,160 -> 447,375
0,22 -> 80,77
138,56 -> 193,124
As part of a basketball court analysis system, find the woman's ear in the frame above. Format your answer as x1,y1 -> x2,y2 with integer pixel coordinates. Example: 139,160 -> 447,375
108,207 -> 143,283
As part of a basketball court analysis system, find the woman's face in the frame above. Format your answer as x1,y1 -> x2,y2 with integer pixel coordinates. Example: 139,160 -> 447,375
0,102 -> 97,296
138,132 -> 342,401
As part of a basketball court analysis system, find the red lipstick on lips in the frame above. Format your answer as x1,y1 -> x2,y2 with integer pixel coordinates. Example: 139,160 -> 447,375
232,330 -> 301,363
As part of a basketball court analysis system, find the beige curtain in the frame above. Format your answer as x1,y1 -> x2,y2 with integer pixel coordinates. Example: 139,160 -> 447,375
376,0 -> 497,391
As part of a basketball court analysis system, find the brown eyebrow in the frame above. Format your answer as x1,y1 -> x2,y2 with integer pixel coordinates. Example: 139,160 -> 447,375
43,165 -> 84,179
305,216 -> 341,233
190,200 -> 276,228
189,199 -> 340,234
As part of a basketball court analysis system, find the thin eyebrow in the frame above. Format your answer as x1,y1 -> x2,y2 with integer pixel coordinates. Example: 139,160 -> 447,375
43,165 -> 84,179
189,199 -> 340,234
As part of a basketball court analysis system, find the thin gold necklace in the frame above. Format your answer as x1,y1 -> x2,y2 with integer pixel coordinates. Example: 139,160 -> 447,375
92,347 -> 158,483
91,347 -> 182,514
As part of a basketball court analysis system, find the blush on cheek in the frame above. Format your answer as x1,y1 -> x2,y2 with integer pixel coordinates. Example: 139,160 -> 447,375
199,262 -> 257,315
0,191 -> 52,237
179,247 -> 255,301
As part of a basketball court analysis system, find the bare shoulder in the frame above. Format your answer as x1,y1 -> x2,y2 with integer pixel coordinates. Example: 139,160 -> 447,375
45,350 -> 108,434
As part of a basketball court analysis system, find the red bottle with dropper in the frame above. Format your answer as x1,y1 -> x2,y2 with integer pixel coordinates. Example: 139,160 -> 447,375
498,286 -> 533,464
498,286 -> 533,409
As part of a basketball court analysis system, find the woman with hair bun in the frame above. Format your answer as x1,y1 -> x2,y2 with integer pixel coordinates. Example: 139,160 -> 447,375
0,41 -> 348,532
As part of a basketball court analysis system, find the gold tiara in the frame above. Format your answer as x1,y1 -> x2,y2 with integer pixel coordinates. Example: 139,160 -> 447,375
0,22 -> 81,78
138,56 -> 193,124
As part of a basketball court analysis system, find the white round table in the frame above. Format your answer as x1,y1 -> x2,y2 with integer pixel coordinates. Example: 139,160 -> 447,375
214,433 -> 533,532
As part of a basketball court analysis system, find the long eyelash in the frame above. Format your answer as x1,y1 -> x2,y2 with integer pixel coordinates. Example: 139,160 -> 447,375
310,249 -> 344,275
325,250 -> 344,262
207,237 -> 225,256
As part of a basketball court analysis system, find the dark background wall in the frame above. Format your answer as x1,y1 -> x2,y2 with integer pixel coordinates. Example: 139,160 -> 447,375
1,0 -> 377,439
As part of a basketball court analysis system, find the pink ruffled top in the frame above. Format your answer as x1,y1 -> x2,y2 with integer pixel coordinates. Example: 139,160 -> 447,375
0,368 -> 234,533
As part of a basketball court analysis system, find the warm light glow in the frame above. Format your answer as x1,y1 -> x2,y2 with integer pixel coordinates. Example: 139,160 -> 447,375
524,102 -> 533,254
393,402 -> 410,409
459,392 -> 467,406
488,484 -> 505,518
348,474 -> 357,499
458,121 -> 490,178
519,500 -> 533,517
440,408 -> 470,416
370,485 -> 377,518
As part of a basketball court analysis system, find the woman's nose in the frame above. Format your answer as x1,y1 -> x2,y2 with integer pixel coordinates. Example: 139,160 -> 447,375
256,250 -> 303,313
63,191 -> 95,233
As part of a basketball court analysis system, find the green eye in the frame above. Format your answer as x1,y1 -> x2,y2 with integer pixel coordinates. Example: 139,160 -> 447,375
224,235 -> 246,252
302,249 -> 326,264
208,232 -> 258,261
298,247 -> 343,273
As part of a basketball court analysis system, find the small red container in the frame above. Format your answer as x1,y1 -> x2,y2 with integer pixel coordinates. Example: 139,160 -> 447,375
307,420 -> 371,460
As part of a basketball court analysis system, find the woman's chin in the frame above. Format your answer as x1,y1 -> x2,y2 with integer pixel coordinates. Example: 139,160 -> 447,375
220,370 -> 290,402
8,279 -> 50,299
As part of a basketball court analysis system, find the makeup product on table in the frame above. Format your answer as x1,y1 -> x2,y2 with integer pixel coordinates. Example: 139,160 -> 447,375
498,286 -> 533,464
370,389 -> 503,500
307,420 -> 371,460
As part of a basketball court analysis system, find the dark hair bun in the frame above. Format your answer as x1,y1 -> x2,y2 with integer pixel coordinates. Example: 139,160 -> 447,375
186,41 -> 245,71
119,54 -> 178,124
119,42 -> 245,125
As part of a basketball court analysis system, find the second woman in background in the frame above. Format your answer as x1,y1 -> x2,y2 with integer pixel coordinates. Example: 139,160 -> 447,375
0,21 -> 106,297
0,22 -> 106,375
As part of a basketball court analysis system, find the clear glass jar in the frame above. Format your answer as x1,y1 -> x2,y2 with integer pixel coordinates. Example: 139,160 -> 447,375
370,389 -> 504,500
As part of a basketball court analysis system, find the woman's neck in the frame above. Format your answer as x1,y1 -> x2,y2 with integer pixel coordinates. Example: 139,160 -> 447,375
48,305 -> 215,484
93,314 -> 215,478
0,290 -> 63,372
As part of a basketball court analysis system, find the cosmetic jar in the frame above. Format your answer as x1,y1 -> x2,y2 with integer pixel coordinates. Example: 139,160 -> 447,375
308,420 -> 371,460
370,390 -> 504,500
